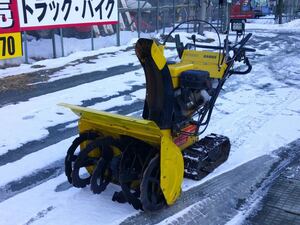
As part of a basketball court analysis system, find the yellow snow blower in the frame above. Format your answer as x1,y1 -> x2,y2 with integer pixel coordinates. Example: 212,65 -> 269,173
60,20 -> 255,211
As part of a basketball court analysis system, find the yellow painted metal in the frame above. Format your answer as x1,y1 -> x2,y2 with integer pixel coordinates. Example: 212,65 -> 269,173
160,130 -> 184,205
158,45 -> 165,55
167,49 -> 227,89
59,103 -> 162,146
168,63 -> 194,88
0,32 -> 22,60
151,42 -> 167,70
59,103 -> 184,205
181,50 -> 227,79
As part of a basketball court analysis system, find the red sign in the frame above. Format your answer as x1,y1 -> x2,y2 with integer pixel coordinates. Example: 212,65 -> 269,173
0,0 -> 20,33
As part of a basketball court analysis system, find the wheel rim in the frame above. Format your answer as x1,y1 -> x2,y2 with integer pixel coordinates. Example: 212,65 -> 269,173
90,143 -> 114,194
65,131 -> 99,184
71,137 -> 111,188
140,155 -> 166,211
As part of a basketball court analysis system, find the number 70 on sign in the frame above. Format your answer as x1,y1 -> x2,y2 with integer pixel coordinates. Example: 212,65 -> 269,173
0,32 -> 23,60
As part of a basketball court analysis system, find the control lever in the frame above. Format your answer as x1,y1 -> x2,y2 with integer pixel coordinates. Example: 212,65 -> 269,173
191,34 -> 196,49
175,34 -> 184,59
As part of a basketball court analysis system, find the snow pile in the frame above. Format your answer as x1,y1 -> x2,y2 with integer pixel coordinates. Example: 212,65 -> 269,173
247,18 -> 300,30
248,15 -> 276,24
285,18 -> 300,28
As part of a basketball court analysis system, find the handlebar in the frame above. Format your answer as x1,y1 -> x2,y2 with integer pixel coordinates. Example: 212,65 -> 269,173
230,57 -> 252,75
233,33 -> 253,57
175,31 -> 255,76
185,33 -> 255,54
228,33 -> 255,75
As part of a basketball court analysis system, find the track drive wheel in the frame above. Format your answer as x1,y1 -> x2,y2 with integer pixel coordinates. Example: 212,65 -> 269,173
71,137 -> 112,188
65,131 -> 99,184
140,155 -> 166,211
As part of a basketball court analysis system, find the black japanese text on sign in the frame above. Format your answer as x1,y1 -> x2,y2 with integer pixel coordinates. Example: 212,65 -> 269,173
17,0 -> 118,30
0,0 -> 22,60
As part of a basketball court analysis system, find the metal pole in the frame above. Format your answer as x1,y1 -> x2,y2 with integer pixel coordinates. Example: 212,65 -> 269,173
279,0 -> 283,24
187,0 -> 190,32
223,3 -> 226,32
23,31 -> 29,64
116,10 -> 120,46
52,31 -> 57,58
198,0 -> 207,35
91,27 -> 94,50
137,0 -> 141,38
217,3 -> 220,32
173,0 -> 175,28
59,28 -> 65,57
156,0 -> 159,33
224,2 -> 229,33
292,0 -> 294,19
162,8 -> 166,34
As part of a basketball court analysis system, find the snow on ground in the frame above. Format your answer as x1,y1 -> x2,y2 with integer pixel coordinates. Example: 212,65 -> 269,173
0,174 -> 137,225
0,44 -> 127,78
0,68 -> 145,155
0,20 -> 300,225
183,63 -> 300,190
247,15 -> 276,24
247,18 -> 300,30
0,137 -> 74,187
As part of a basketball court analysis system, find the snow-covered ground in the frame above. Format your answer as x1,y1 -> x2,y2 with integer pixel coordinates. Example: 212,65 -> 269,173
0,20 -> 300,225
247,17 -> 300,30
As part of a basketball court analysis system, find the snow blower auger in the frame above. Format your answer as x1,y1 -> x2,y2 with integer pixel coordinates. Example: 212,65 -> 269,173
59,20 -> 255,211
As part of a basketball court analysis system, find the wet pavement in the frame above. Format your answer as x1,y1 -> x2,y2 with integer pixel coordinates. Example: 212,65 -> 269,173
244,151 -> 300,225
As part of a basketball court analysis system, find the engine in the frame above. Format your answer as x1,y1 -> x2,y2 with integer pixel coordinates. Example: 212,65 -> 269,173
175,70 -> 215,118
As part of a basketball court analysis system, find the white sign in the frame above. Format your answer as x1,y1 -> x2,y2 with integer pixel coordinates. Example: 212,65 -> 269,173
17,0 -> 118,30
